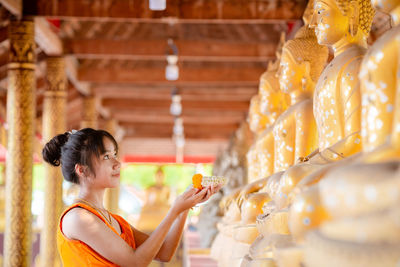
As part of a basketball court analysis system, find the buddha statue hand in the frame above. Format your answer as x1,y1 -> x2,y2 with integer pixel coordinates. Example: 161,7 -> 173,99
236,177 -> 269,208
275,163 -> 324,209
289,184 -> 331,242
298,148 -> 319,163
220,186 -> 243,212
240,192 -> 271,224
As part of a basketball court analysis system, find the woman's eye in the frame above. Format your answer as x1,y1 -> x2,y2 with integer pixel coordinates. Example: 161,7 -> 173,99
104,155 -> 110,160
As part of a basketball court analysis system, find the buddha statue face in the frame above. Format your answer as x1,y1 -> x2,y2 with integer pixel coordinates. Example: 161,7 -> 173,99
259,71 -> 287,117
310,0 -> 374,47
277,49 -> 309,94
311,0 -> 350,46
248,95 -> 269,134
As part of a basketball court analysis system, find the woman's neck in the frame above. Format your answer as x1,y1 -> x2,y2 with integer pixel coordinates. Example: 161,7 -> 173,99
78,187 -> 106,209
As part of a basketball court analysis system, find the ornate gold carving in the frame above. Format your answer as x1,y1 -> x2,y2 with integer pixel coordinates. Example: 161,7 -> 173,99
40,56 -> 67,267
45,57 -> 67,96
4,18 -> 36,266
8,19 -> 35,68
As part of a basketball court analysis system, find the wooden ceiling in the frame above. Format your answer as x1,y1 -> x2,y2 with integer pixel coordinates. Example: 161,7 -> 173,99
0,0 -> 309,157
0,0 -> 389,159
2,0 -> 390,158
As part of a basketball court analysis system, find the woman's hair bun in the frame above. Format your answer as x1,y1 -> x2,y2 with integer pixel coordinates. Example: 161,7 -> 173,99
42,132 -> 70,166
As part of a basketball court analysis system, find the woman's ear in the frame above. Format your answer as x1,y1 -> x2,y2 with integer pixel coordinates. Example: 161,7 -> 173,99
75,164 -> 85,178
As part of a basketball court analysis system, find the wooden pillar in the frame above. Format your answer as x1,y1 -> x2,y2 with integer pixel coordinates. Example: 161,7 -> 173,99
80,95 -> 97,129
40,56 -> 67,267
104,118 -> 120,213
4,18 -> 36,267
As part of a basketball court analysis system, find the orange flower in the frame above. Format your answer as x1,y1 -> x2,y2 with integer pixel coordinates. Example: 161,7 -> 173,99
192,174 -> 203,189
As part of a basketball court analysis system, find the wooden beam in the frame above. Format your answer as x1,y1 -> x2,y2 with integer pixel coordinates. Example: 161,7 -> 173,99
64,39 -> 277,61
0,25 -> 8,44
79,65 -> 266,83
113,109 -> 246,125
34,17 -> 62,55
0,0 -> 21,16
30,0 -> 306,21
102,98 -> 250,111
65,56 -> 91,95
92,85 -> 257,101
121,122 -> 237,139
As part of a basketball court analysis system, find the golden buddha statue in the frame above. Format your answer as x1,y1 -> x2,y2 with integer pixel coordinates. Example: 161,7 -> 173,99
281,0 -> 375,235
248,95 -> 270,136
272,26 -> 325,173
211,66 -> 287,267
136,168 -> 170,232
241,26 -> 329,267
354,0 -> 400,162
302,0 -> 400,265
246,94 -> 273,184
256,70 -> 290,179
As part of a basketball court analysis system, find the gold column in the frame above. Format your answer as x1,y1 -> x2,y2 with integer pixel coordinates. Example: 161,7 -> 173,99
40,57 -> 67,267
80,95 -> 98,129
4,19 -> 36,267
104,119 -> 120,213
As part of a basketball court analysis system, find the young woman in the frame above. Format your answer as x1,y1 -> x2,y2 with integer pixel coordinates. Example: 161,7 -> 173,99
43,128 -> 220,267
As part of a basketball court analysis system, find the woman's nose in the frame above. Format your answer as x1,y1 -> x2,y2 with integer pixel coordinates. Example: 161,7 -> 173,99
113,158 -> 121,169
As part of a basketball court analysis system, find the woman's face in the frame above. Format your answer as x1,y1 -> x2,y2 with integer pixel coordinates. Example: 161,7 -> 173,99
89,137 -> 121,189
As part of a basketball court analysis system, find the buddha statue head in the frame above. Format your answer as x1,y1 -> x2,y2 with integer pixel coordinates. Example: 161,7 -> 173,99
248,95 -> 270,134
278,26 -> 329,102
258,70 -> 289,120
310,0 -> 374,51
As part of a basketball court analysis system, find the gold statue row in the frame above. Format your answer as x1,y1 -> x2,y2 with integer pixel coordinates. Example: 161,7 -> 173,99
211,0 -> 400,265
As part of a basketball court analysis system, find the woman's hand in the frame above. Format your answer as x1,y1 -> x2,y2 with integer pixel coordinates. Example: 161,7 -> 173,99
171,185 -> 222,215
197,184 -> 222,204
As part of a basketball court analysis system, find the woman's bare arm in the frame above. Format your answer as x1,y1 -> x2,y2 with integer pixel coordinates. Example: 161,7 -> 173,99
62,187 -> 209,267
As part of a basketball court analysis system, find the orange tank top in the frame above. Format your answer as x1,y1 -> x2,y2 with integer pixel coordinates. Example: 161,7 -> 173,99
57,203 -> 136,266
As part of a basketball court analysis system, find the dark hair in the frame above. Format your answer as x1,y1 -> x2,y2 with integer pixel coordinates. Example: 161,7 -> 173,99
42,128 -> 118,184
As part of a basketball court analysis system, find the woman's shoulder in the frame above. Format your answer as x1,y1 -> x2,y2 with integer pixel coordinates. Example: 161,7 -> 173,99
62,206 -> 102,239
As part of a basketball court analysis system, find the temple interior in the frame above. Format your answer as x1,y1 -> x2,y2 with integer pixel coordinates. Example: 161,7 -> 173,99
0,0 -> 398,266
